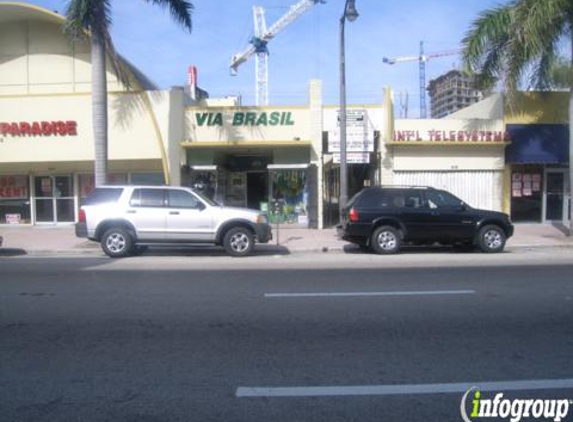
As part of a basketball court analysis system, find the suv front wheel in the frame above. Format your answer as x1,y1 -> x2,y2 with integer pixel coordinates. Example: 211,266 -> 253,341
101,227 -> 134,258
370,226 -> 402,255
223,227 -> 254,257
477,225 -> 506,253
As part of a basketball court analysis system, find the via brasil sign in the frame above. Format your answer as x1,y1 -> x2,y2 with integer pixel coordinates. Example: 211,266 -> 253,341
195,111 -> 295,127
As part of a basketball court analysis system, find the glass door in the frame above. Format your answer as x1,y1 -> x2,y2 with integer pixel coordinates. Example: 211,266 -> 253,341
34,175 -> 75,223
544,170 -> 569,222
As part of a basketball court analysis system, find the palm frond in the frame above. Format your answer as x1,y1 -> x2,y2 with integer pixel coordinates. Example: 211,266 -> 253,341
144,0 -> 194,32
462,4 -> 514,73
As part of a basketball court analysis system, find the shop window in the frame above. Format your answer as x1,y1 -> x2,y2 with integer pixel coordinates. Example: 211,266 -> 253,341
0,175 -> 31,224
80,174 -> 128,198
510,168 -> 543,222
131,173 -> 164,186
270,169 -> 307,225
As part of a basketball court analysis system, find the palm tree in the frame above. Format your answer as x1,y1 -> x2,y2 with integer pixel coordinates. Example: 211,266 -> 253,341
462,0 -> 573,234
64,0 -> 193,187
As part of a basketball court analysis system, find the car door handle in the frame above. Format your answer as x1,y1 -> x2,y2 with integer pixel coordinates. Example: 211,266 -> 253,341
169,211 -> 180,215
126,210 -> 136,214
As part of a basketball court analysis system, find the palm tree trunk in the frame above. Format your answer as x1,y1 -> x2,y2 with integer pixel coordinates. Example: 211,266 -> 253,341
91,28 -> 108,187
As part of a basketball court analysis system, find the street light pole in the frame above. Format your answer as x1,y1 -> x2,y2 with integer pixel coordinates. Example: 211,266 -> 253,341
339,0 -> 358,222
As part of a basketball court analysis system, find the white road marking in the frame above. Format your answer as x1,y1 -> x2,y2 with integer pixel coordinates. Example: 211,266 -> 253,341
264,290 -> 476,298
236,378 -> 573,398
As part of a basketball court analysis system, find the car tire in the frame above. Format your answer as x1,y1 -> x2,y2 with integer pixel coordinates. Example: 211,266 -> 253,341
101,227 -> 133,258
477,225 -> 506,253
223,227 -> 254,257
370,226 -> 402,255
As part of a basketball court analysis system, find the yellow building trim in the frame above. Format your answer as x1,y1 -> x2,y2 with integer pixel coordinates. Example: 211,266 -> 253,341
127,77 -> 170,185
502,165 -> 512,215
181,140 -> 311,148
0,2 -> 66,22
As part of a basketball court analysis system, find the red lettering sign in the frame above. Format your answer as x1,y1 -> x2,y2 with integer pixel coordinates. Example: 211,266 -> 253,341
0,120 -> 78,137
393,129 -> 510,143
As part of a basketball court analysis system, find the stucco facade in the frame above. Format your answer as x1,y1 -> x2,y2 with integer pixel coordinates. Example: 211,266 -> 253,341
4,2 -> 567,229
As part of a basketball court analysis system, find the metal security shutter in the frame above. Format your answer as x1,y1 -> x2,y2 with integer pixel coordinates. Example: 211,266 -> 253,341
393,171 -> 494,210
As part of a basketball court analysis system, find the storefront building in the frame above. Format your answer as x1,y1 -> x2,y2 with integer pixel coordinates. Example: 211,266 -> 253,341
450,92 -> 571,225
2,3 -> 568,229
505,93 -> 570,224
385,118 -> 509,212
182,104 -> 320,227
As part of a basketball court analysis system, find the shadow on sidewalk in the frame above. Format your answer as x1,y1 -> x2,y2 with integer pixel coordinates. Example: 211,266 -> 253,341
135,244 -> 290,257
551,223 -> 572,236
0,248 -> 28,257
342,244 -> 513,255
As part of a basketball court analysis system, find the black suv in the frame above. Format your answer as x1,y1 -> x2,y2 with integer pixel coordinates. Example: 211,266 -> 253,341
339,186 -> 514,254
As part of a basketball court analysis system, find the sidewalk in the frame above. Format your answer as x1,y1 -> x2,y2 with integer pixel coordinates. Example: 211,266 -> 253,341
0,223 -> 572,256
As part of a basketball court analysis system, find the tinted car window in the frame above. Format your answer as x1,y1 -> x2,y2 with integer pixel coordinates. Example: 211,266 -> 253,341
402,190 -> 424,208
425,190 -> 463,208
130,189 -> 165,207
83,188 -> 123,206
358,189 -> 405,208
168,190 -> 200,208
356,189 -> 384,208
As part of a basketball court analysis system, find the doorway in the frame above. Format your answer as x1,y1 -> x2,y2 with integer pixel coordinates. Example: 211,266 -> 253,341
544,169 -> 570,223
34,175 -> 75,223
247,172 -> 268,211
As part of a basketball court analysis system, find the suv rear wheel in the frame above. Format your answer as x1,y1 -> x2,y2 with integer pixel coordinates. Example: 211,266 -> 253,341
223,227 -> 254,257
477,225 -> 506,253
101,227 -> 133,258
370,226 -> 402,255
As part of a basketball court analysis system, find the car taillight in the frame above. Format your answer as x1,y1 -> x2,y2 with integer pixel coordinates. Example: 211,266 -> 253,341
78,209 -> 86,223
349,208 -> 359,222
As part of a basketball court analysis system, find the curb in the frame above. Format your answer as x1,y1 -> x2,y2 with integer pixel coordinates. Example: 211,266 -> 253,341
4,242 -> 573,257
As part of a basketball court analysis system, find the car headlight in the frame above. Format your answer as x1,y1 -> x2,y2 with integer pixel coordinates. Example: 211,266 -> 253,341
255,214 -> 268,224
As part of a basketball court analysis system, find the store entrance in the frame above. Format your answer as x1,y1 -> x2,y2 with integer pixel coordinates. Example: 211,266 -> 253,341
247,172 -> 268,210
34,175 -> 75,223
545,170 -> 570,222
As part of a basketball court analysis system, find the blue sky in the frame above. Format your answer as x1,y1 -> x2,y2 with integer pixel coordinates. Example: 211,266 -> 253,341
25,0 -> 504,115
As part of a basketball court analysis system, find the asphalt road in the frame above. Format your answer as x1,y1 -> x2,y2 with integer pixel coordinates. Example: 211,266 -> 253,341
1,249 -> 573,422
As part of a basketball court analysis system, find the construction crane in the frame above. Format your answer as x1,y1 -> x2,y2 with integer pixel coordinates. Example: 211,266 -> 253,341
230,0 -> 325,106
383,41 -> 460,118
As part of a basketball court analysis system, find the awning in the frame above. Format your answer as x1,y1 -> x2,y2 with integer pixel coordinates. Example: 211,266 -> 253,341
505,124 -> 569,164
190,165 -> 217,171
267,164 -> 309,170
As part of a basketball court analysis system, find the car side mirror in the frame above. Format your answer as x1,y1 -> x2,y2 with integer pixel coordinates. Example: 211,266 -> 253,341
197,202 -> 206,211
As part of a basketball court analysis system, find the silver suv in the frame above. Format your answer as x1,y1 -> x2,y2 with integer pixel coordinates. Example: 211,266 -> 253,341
75,186 -> 272,257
